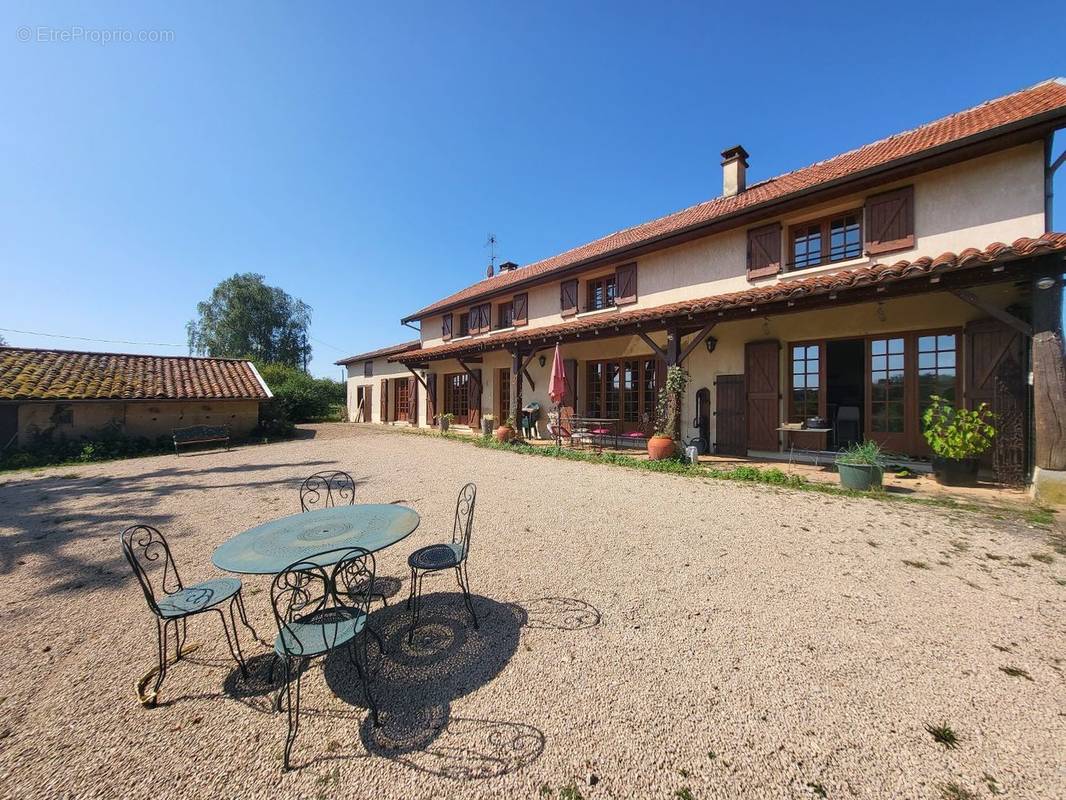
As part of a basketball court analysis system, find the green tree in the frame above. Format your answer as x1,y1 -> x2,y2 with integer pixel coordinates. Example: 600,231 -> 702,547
186,273 -> 311,368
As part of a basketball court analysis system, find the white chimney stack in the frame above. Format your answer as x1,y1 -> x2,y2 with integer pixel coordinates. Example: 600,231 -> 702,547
721,145 -> 749,197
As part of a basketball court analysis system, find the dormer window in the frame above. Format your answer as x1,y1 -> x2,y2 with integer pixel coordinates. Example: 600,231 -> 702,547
587,275 -> 617,311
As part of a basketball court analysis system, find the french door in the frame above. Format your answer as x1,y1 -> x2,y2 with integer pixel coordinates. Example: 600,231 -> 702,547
394,379 -> 410,422
443,373 -> 469,425
584,358 -> 661,432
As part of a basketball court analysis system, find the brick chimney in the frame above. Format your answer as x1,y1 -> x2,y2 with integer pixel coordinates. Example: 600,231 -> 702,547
498,261 -> 519,272
721,145 -> 749,197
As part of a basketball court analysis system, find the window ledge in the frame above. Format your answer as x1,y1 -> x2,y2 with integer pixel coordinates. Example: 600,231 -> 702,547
780,256 -> 870,280
492,326 -> 516,334
576,306 -> 619,319
449,335 -> 472,342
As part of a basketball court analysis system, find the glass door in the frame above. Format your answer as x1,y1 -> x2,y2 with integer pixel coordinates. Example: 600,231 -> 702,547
866,336 -> 909,453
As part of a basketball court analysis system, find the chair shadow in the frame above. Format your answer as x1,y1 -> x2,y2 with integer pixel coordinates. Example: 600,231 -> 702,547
319,592 -> 542,778
521,597 -> 602,631
373,575 -> 404,604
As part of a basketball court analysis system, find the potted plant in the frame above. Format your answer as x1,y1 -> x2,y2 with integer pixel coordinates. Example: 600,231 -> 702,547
835,440 -> 884,490
922,395 -> 996,486
481,414 -> 495,438
496,414 -> 516,443
648,365 -> 689,460
439,413 -> 454,433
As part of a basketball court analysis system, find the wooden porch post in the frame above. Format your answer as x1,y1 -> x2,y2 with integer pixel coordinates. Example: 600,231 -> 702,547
665,327 -> 682,439
1032,270 -> 1066,471
510,350 -> 524,428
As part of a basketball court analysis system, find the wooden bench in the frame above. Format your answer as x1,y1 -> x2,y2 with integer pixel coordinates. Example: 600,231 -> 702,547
173,425 -> 230,454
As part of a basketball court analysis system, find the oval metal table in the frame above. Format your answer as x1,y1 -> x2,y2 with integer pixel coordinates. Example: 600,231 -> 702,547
212,504 -> 421,575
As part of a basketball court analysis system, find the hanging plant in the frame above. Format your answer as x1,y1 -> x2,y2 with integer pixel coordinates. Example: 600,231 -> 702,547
653,365 -> 690,440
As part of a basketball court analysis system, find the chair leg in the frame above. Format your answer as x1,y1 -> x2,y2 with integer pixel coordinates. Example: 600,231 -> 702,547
176,618 -> 188,660
216,606 -> 248,678
282,656 -> 303,771
349,636 -> 380,726
149,618 -> 171,703
406,565 -> 416,610
408,568 -> 426,644
234,589 -> 260,643
367,625 -> 386,658
456,561 -> 478,629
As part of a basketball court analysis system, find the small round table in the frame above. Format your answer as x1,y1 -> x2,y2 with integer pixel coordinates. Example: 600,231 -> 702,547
212,504 -> 421,575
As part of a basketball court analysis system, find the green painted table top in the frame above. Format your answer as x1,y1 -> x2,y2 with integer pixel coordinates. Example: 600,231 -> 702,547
212,504 -> 420,574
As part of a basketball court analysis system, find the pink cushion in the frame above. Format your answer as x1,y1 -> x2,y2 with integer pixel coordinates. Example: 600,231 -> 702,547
626,431 -> 648,439
590,428 -> 611,435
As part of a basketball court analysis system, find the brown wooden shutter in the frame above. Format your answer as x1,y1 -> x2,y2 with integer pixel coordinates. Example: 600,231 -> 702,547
562,358 -> 578,416
408,376 -> 418,426
363,385 -> 372,423
468,368 -> 482,428
615,263 -> 638,305
479,303 -> 491,333
864,185 -> 914,255
512,293 -> 528,326
380,378 -> 389,422
560,279 -> 578,317
442,314 -> 453,340
426,373 -> 437,425
747,223 -> 782,280
744,340 -> 780,451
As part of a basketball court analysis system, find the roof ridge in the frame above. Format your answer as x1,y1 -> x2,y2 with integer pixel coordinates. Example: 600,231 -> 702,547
0,345 -> 254,363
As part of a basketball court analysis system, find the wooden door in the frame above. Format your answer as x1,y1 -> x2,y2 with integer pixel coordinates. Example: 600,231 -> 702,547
426,373 -> 437,426
394,379 -> 409,422
467,369 -> 482,429
355,386 -> 365,422
715,375 -> 746,455
408,376 -> 419,427
0,405 -> 17,448
363,386 -> 372,423
745,340 -> 780,451
380,378 -> 389,422
966,318 -> 1027,480
497,368 -> 511,421
562,358 -> 578,422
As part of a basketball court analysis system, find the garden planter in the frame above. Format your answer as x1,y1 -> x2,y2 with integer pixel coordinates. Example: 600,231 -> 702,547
836,462 -> 883,491
495,425 -> 515,443
647,435 -> 675,461
932,456 -> 979,487
439,419 -> 450,432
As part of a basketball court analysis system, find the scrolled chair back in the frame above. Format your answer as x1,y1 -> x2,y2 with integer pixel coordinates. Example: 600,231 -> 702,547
121,524 -> 183,617
451,483 -> 477,555
271,547 -> 376,658
299,471 -> 356,512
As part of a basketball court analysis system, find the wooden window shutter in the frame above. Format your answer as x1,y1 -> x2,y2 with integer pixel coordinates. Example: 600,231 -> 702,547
512,293 -> 528,326
562,358 -> 578,415
426,373 -> 437,425
408,376 -> 418,425
479,303 -> 491,333
380,378 -> 389,422
468,368 -> 482,428
442,314 -> 453,340
615,263 -> 638,305
865,185 -> 915,255
560,279 -> 578,317
747,223 -> 782,280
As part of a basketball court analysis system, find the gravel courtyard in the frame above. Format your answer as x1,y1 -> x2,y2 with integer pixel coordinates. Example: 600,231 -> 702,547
0,425 -> 1063,800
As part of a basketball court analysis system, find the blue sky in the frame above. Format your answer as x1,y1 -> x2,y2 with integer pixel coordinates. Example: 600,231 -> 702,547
2,1 -> 1064,377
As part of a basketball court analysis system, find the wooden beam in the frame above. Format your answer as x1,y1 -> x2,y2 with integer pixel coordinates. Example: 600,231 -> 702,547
1032,273 -> 1066,470
523,369 -> 535,391
404,364 -> 428,391
638,331 -> 667,361
949,289 -> 1033,337
677,321 -> 717,365
665,327 -> 681,366
520,350 -> 539,372
456,359 -> 482,392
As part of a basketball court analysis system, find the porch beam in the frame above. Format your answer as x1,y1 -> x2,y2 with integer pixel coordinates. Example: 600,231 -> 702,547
949,289 -> 1033,338
509,350 -> 524,427
665,328 -> 681,366
1032,272 -> 1066,471
637,332 -> 667,361
404,364 -> 428,391
456,359 -> 482,392
677,321 -> 717,365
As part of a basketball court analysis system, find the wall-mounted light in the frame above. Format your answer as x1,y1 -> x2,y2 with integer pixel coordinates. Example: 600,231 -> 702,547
705,336 -> 718,354
1036,276 -> 1057,290
876,301 -> 886,322
539,355 -> 546,367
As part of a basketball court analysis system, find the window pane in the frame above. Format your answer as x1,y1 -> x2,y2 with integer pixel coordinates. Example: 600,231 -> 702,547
918,336 -> 935,352
872,340 -> 886,356
937,334 -> 955,350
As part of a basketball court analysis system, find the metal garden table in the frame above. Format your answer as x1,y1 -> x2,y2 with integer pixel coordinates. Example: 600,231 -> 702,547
212,504 -> 421,575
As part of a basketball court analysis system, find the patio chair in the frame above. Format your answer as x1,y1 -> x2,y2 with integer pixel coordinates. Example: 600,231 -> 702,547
271,546 -> 381,770
406,483 -> 478,643
120,524 -> 255,706
298,470 -> 356,512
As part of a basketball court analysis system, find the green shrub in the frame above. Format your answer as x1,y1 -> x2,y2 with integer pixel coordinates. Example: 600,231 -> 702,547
836,439 -> 883,466
256,362 -> 346,423
922,395 -> 996,460
0,426 -> 172,471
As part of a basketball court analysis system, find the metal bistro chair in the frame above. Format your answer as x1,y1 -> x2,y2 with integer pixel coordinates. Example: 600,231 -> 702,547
121,524 -> 255,706
299,470 -> 356,512
271,546 -> 382,770
406,483 -> 478,643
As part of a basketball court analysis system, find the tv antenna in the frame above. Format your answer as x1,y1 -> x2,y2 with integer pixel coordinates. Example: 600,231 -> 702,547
485,233 -> 498,277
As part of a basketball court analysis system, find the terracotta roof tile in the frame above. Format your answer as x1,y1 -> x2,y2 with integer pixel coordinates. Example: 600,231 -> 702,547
334,339 -> 420,365
392,235 -> 1066,362
0,348 -> 272,401
404,79 -> 1066,321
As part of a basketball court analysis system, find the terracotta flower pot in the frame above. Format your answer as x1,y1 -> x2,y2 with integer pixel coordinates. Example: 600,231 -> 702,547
647,435 -> 675,460
495,425 -> 515,443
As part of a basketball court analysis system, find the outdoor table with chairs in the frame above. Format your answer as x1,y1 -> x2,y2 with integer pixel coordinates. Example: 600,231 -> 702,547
120,470 -> 480,771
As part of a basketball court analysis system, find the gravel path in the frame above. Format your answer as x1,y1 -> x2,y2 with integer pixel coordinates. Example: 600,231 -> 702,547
0,425 -> 1063,800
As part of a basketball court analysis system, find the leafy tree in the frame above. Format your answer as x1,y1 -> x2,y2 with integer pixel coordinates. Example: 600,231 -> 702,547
186,273 -> 311,368
257,362 -> 345,423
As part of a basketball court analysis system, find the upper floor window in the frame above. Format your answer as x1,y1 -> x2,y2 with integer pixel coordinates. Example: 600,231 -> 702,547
498,301 -> 514,329
458,312 -> 470,337
789,210 -> 862,271
363,360 -> 373,378
587,275 -> 617,311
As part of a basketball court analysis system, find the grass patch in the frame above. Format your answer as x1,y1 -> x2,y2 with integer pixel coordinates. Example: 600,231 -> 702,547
983,773 -> 1004,796
806,782 -> 828,798
558,782 -> 584,800
925,723 -> 959,749
1031,551 -> 1054,564
1048,530 -> 1066,556
902,559 -> 930,570
998,665 -> 1033,681
939,783 -> 976,800
674,789 -> 695,800
1023,506 -> 1055,527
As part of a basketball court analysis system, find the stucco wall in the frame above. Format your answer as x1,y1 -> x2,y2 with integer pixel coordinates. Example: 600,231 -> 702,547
416,142 -> 1045,348
15,400 -> 260,445
344,358 -> 420,424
